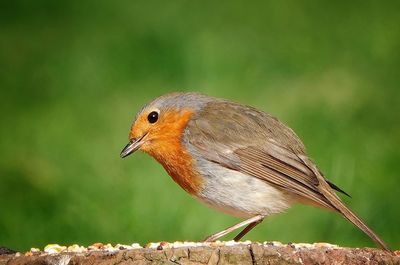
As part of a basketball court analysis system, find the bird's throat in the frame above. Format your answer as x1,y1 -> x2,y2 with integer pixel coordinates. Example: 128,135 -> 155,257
144,110 -> 203,195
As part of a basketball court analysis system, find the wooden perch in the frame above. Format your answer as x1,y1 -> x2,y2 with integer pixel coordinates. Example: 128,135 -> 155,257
1,242 -> 399,265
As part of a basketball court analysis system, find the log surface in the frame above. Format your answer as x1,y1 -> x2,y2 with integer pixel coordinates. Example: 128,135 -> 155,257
1,242 -> 399,265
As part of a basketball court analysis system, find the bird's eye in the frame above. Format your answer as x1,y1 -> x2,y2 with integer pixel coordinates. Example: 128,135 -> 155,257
147,111 -> 159,123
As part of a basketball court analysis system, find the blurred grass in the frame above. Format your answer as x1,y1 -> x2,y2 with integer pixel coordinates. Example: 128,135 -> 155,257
0,0 -> 399,251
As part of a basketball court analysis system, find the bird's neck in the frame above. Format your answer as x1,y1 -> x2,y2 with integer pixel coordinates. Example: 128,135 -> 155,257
144,110 -> 203,195
151,142 -> 202,195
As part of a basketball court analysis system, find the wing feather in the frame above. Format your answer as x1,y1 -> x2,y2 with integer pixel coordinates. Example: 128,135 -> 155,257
235,147 -> 334,209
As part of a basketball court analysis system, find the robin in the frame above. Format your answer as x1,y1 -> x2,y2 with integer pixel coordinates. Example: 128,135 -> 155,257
120,92 -> 389,250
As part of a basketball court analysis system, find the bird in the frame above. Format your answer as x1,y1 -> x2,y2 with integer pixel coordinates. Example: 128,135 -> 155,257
120,92 -> 389,251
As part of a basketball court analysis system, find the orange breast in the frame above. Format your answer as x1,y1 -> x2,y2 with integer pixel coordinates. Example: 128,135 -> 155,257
141,109 -> 203,195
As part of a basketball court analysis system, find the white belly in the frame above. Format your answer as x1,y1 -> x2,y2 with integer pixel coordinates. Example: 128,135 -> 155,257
194,161 -> 294,218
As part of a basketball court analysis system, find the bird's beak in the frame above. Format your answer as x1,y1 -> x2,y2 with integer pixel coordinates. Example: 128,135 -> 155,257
120,134 -> 146,158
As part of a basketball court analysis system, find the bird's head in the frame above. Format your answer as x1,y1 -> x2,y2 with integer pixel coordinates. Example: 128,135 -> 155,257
120,92 -> 211,158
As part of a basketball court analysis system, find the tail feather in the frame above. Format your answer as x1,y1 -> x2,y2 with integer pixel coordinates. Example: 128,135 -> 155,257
299,155 -> 390,251
322,186 -> 390,251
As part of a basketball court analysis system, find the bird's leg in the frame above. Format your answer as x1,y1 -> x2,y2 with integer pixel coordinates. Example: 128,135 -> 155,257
233,218 -> 264,241
204,215 -> 264,242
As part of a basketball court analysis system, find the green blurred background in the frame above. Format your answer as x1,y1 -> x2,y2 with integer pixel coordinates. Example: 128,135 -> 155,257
1,1 -> 399,251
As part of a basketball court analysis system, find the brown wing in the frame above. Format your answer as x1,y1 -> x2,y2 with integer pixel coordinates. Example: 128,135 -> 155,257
186,100 -> 336,210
